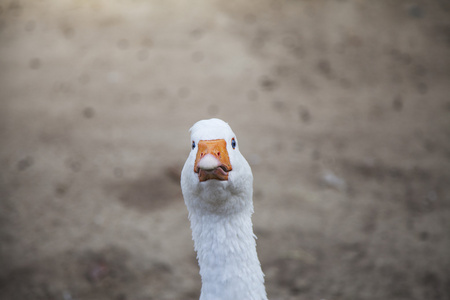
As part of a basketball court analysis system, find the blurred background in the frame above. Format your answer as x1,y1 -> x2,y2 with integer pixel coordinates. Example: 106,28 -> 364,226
1,0 -> 449,299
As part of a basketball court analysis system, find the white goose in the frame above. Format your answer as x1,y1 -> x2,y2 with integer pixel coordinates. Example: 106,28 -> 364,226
181,118 -> 268,300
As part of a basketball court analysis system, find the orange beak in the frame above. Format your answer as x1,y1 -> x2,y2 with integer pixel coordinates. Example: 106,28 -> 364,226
194,139 -> 232,182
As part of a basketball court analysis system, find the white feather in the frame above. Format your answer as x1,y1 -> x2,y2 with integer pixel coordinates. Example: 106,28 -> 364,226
181,118 -> 268,300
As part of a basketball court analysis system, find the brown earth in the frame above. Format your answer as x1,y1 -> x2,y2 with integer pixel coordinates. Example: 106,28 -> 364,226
1,1 -> 450,299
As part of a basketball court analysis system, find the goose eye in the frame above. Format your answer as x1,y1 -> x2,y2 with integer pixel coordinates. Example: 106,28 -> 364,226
231,138 -> 236,149
192,141 -> 196,150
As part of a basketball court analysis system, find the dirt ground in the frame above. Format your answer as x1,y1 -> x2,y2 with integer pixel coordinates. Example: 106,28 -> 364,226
1,0 -> 449,299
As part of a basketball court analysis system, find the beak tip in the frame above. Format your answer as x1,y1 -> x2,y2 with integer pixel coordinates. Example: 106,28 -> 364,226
197,154 -> 220,171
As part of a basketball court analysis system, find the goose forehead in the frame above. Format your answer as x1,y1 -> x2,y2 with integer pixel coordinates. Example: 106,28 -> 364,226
190,119 -> 236,141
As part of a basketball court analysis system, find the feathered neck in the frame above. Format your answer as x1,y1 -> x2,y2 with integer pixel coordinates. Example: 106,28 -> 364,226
186,193 -> 267,300
181,118 -> 267,299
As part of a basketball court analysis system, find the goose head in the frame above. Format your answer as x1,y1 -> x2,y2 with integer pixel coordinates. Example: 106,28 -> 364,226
181,118 -> 253,213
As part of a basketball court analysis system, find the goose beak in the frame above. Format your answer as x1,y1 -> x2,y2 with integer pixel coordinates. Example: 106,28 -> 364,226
194,139 -> 232,182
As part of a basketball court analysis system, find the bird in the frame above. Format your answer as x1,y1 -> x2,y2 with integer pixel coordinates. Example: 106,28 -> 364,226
181,118 -> 268,300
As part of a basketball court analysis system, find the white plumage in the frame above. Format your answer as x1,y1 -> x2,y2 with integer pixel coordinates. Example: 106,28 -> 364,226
181,118 -> 268,300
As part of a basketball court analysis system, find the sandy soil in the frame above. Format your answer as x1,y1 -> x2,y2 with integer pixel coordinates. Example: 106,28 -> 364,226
1,0 -> 450,299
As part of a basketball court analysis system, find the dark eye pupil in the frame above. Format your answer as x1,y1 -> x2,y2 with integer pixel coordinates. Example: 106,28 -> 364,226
192,141 -> 195,149
231,138 -> 236,149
